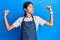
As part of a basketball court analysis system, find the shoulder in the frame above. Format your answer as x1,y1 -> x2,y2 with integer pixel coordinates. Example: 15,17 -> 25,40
33,16 -> 45,22
17,16 -> 24,21
19,17 -> 24,19
33,16 -> 41,19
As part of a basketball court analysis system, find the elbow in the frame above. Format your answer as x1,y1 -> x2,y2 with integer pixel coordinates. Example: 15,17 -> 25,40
7,29 -> 10,31
49,23 -> 53,26
6,27 -> 11,31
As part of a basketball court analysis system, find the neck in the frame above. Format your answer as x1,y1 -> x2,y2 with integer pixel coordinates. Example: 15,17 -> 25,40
25,12 -> 32,18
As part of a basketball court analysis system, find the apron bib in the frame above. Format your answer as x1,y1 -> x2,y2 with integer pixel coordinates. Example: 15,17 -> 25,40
20,16 -> 37,40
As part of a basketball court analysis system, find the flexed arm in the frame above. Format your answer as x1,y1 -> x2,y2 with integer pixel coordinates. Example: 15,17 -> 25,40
44,6 -> 53,26
4,10 -> 15,31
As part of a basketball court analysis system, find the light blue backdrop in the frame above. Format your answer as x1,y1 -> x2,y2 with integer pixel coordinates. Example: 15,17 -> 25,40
0,0 -> 60,40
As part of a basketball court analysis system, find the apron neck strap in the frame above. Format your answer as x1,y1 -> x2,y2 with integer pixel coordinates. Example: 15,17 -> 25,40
22,16 -> 34,22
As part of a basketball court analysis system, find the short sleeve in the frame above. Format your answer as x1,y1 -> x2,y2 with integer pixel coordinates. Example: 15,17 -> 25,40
36,16 -> 46,26
13,17 -> 23,28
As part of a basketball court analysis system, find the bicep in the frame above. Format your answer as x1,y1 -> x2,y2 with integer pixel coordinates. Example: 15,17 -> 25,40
36,16 -> 53,26
8,25 -> 16,31
44,21 -> 52,26
37,16 -> 46,26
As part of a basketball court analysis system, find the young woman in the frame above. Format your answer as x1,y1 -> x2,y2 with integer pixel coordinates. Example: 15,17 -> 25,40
4,1 -> 53,40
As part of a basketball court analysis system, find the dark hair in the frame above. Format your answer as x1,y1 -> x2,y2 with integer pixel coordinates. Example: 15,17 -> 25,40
23,1 -> 33,16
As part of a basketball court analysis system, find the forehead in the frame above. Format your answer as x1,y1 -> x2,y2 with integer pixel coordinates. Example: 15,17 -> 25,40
28,4 -> 33,7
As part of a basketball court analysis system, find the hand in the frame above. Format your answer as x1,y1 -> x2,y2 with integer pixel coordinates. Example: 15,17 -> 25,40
46,6 -> 52,12
4,10 -> 10,16
46,6 -> 53,14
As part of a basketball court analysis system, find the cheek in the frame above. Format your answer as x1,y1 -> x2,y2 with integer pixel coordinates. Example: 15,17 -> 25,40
28,8 -> 33,12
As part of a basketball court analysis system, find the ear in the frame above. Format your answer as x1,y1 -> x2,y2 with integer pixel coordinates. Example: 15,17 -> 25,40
24,8 -> 27,12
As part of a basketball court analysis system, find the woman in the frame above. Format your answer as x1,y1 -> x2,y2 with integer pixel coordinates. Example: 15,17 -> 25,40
4,1 -> 53,40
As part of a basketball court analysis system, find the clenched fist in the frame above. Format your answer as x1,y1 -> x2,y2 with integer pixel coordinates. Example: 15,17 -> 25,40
46,6 -> 53,14
4,10 -> 10,16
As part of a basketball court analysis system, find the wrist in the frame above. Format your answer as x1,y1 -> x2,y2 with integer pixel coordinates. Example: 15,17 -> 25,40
50,13 -> 53,15
50,11 -> 53,14
4,15 -> 6,18
49,9 -> 52,12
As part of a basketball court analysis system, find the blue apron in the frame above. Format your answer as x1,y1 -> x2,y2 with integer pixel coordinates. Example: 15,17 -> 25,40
20,16 -> 37,40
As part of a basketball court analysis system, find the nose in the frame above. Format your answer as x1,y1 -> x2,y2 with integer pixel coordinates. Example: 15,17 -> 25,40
32,7 -> 34,11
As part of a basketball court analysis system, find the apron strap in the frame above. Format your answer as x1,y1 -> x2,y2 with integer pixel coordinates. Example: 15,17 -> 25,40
22,15 -> 34,22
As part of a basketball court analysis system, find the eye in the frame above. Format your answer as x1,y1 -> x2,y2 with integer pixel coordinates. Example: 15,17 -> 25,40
29,6 -> 31,8
30,5 -> 33,8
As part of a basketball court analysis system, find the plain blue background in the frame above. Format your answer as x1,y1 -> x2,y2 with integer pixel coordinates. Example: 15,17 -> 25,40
0,0 -> 60,40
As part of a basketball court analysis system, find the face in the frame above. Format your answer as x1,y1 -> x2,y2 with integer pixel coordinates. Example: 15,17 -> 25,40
25,4 -> 34,14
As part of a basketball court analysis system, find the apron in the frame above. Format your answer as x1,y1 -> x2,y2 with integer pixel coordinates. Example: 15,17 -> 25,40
20,16 -> 37,40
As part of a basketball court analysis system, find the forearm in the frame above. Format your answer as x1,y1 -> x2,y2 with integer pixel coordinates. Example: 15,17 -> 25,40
44,12 -> 53,26
49,12 -> 53,25
4,15 -> 10,30
4,10 -> 15,31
